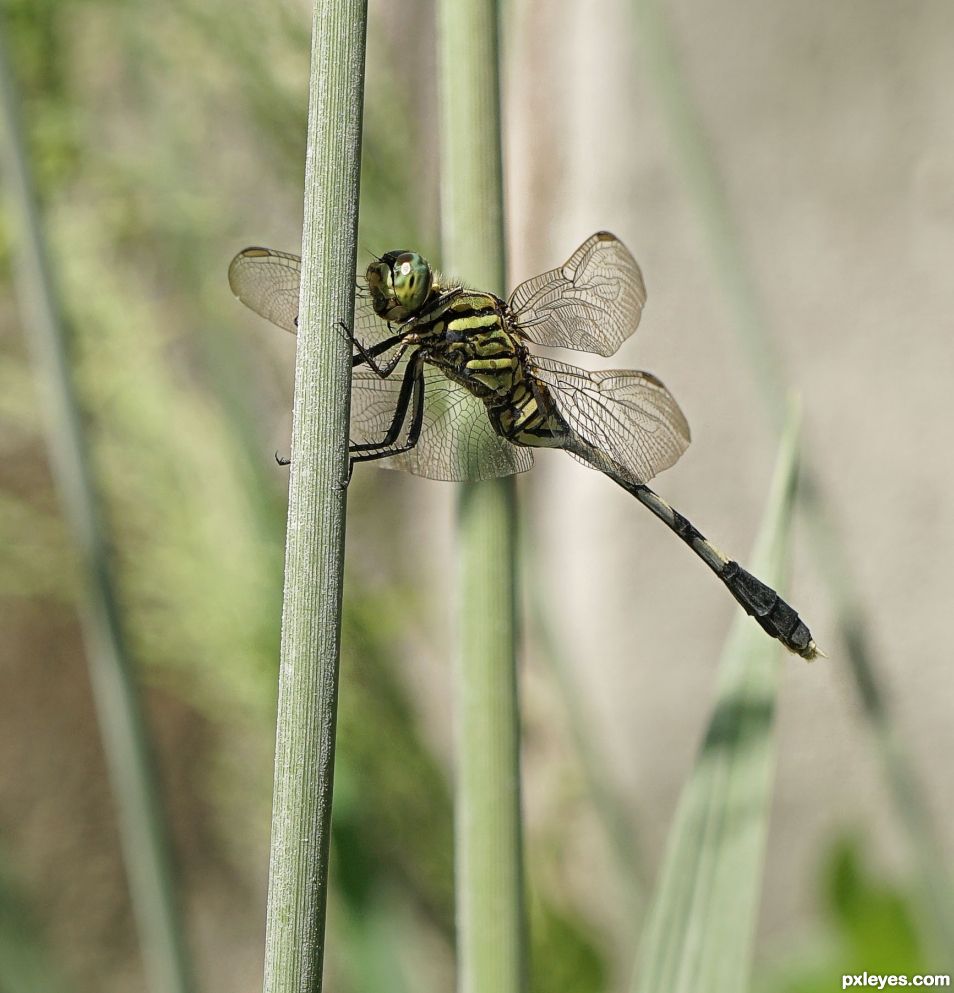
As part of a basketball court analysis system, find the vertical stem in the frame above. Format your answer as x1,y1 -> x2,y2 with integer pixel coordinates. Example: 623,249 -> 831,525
437,2 -> 527,993
455,481 -> 524,993
261,2 -> 367,991
0,24 -> 193,993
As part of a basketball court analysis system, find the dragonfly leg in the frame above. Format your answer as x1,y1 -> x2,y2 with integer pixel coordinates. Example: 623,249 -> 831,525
348,354 -> 426,477
350,352 -> 423,454
338,320 -> 409,376
274,350 -> 423,482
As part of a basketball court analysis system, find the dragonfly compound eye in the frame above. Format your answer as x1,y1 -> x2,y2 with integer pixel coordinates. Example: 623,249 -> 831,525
391,252 -> 432,315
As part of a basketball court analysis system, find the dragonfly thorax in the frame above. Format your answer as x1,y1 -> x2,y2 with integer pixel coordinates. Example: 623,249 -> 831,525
366,251 -> 433,322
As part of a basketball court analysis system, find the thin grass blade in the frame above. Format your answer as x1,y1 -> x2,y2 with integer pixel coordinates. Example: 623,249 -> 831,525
631,402 -> 802,993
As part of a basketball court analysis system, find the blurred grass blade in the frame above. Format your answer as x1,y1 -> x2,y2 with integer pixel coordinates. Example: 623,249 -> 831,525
629,0 -> 953,959
0,25 -> 195,993
259,1 -> 367,991
631,402 -> 801,993
438,0 -> 527,991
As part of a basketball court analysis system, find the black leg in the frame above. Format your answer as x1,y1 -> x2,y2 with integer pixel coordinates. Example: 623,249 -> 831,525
274,340 -> 419,479
336,320 -> 409,375
349,352 -> 423,453
348,354 -> 426,477
352,333 -> 409,374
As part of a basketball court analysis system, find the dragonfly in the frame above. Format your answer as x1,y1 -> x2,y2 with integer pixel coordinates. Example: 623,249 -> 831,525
229,231 -> 818,661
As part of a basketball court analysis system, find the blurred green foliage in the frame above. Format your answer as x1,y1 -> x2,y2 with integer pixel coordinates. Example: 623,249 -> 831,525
757,835 -> 933,993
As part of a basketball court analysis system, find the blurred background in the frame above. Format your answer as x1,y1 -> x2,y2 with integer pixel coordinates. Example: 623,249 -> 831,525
1,0 -> 952,991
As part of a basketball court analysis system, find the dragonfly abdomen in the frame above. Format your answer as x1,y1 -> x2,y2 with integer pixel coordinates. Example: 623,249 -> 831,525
562,433 -> 818,660
487,373 -> 571,449
630,482 -> 818,660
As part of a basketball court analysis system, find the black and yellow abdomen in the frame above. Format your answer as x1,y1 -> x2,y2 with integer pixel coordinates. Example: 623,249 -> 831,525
489,375 -> 569,449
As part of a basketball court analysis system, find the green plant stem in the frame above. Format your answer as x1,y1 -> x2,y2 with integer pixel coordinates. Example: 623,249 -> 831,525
630,0 -> 953,959
260,2 -> 367,991
437,1 -> 527,992
633,402 -> 801,993
0,25 -> 194,993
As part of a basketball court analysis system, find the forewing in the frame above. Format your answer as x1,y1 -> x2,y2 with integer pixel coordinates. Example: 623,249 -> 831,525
228,247 -> 301,333
530,355 -> 690,485
351,362 -> 534,481
227,246 -> 391,346
508,231 -> 647,357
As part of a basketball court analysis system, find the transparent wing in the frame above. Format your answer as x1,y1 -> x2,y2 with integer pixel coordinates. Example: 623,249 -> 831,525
529,355 -> 690,485
508,231 -> 647,357
228,247 -> 301,333
352,361 -> 534,482
228,247 -> 532,481
227,246 -> 389,346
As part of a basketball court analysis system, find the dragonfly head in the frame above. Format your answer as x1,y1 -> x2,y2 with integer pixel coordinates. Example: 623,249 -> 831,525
366,251 -> 433,321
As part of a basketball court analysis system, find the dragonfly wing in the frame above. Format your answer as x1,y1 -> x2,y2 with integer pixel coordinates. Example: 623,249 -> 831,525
352,362 -> 534,482
228,246 -> 391,346
530,355 -> 690,485
508,232 -> 647,357
228,247 -> 301,334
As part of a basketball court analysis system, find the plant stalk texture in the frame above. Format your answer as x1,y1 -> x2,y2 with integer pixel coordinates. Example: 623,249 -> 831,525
261,1 -> 367,991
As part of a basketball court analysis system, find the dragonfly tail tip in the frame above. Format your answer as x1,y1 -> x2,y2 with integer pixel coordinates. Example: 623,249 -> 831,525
800,639 -> 826,662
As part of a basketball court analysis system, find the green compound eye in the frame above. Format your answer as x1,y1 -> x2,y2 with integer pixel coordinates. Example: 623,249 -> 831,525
391,252 -> 432,314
